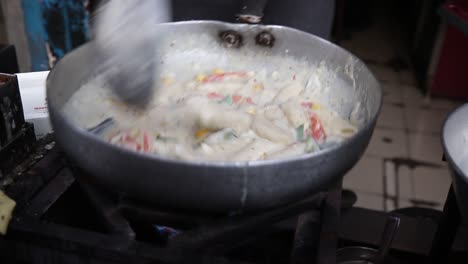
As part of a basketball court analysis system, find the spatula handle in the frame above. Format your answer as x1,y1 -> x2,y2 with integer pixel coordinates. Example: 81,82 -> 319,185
237,0 -> 270,24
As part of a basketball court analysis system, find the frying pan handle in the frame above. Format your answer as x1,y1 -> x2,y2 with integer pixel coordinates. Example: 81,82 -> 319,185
221,0 -> 273,48
237,0 -> 269,24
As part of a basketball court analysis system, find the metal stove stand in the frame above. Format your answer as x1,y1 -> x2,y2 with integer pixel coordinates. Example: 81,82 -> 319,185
3,147 -> 468,263
0,148 -> 345,264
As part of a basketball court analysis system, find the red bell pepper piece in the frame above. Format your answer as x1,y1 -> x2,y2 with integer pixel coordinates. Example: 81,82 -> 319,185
207,92 -> 224,99
119,133 -> 142,151
233,95 -> 243,104
142,131 -> 152,153
203,72 -> 247,83
232,94 -> 255,105
306,113 -> 326,144
245,97 -> 255,105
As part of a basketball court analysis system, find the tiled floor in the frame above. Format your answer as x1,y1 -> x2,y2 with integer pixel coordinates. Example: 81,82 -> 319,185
340,5 -> 464,212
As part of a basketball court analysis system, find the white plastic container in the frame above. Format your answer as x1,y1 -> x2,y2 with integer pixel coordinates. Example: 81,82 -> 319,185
16,71 -> 52,139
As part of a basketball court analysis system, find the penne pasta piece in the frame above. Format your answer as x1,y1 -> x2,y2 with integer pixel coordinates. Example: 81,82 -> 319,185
280,99 -> 308,128
273,82 -> 303,104
230,138 -> 283,161
198,104 -> 253,133
252,114 -> 294,144
204,137 -> 254,159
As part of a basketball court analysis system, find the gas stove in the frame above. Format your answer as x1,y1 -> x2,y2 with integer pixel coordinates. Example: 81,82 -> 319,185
1,141 -> 344,264
0,73 -> 468,263
0,136 -> 467,264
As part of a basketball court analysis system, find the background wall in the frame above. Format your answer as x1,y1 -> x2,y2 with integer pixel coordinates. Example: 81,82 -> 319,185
0,4 -> 6,43
0,0 -> 91,72
1,0 -> 31,72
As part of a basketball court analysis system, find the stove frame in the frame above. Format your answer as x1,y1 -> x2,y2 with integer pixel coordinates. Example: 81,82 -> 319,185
1,148 -> 344,264
1,147 -> 468,263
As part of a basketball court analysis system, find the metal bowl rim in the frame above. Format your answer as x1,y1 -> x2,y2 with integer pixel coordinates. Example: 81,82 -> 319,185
441,103 -> 468,182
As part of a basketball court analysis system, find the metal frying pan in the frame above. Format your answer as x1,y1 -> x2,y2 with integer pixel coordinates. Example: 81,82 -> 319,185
46,21 -> 382,213
442,103 -> 468,221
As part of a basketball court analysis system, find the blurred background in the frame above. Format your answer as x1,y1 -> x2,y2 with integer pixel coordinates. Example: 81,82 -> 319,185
0,0 -> 467,212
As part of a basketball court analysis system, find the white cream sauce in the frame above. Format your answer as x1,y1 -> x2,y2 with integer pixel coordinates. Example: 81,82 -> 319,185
63,64 -> 359,162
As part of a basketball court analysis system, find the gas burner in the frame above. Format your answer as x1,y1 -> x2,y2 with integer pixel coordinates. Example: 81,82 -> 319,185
76,175 -> 343,258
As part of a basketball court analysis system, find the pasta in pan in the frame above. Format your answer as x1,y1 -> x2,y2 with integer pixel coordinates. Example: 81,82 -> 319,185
64,68 -> 358,162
